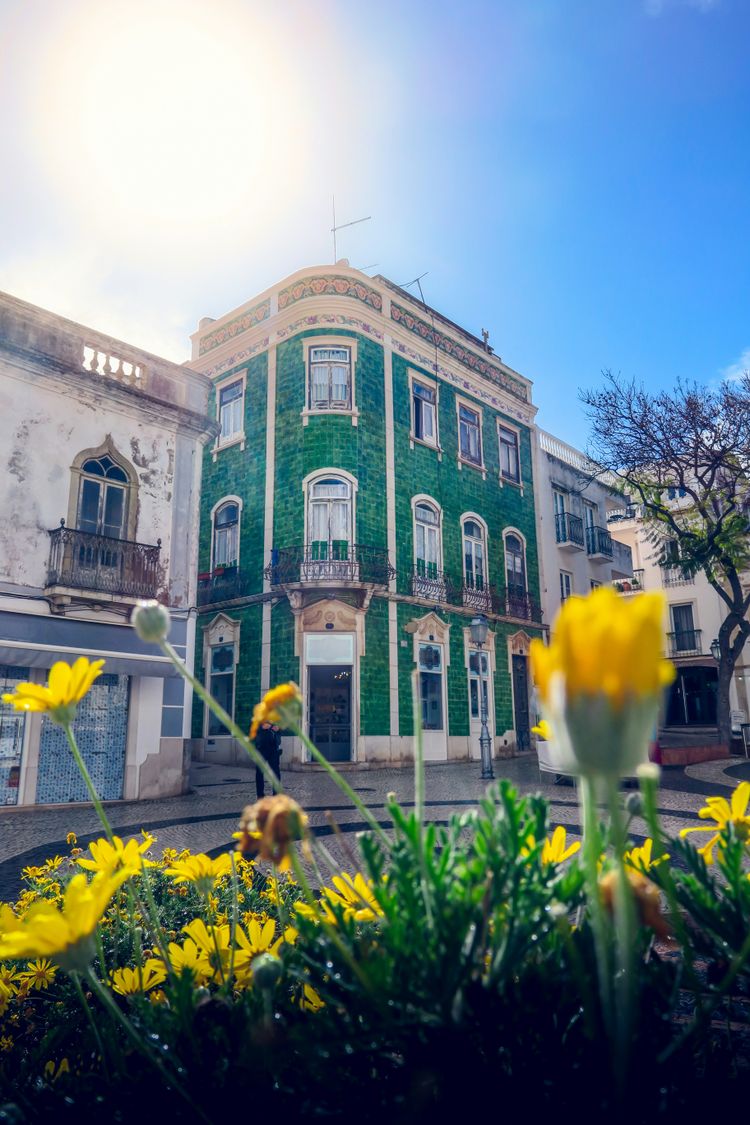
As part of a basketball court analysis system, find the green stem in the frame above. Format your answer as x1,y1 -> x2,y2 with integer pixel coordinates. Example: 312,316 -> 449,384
159,640 -> 280,794
580,777 -> 613,1037
134,864 -> 175,981
72,971 -> 109,1074
293,724 -> 390,849
607,785 -> 638,1097
62,722 -> 115,843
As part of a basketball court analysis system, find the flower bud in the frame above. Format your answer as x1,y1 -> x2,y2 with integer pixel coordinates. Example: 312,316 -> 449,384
132,601 -> 171,644
252,952 -> 283,990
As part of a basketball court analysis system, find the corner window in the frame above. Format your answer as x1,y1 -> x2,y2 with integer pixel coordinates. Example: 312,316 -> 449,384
212,502 -> 240,569
309,347 -> 351,410
308,477 -> 352,554
207,643 -> 235,736
458,403 -> 482,465
77,456 -> 129,539
412,380 -> 437,445
218,380 -> 244,444
498,425 -> 520,483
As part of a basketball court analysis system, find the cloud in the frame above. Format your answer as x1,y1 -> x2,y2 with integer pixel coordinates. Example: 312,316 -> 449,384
644,0 -> 720,15
720,347 -> 750,385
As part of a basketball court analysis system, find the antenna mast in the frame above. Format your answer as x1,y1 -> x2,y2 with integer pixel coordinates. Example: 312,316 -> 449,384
331,196 -> 372,262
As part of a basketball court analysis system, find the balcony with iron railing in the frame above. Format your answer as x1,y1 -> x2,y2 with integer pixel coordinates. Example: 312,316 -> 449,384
661,565 -> 695,587
197,566 -> 254,606
585,524 -> 614,560
409,567 -> 542,623
668,629 -> 702,657
411,563 -> 450,603
46,521 -> 161,600
613,568 -> 644,594
265,543 -> 396,587
555,511 -> 584,551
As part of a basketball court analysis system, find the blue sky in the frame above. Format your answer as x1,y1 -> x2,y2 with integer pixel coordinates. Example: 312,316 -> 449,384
1,0 -> 748,448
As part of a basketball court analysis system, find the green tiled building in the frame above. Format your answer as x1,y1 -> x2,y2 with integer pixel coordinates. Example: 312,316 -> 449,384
189,265 -> 543,767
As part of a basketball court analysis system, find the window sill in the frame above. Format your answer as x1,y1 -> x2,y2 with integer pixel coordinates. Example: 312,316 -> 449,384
301,407 -> 359,427
409,433 -> 442,457
212,434 -> 246,460
458,457 -> 486,478
499,472 -> 524,496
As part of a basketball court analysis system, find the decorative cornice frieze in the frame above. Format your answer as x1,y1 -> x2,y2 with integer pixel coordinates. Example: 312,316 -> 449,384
201,337 -> 270,380
277,314 -> 384,342
198,299 -> 271,356
278,274 -> 383,312
390,301 -> 527,403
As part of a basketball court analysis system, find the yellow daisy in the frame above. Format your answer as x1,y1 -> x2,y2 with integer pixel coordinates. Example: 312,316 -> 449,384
680,782 -> 750,864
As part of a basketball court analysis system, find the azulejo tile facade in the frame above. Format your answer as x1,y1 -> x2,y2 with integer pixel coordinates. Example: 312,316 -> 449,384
189,264 -> 544,768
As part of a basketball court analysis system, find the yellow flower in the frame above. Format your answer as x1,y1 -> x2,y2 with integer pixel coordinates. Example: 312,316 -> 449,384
296,872 -> 383,925
531,719 -> 553,740
530,588 -> 675,779
109,959 -> 167,996
0,1036 -> 13,1052
249,682 -> 302,740
624,838 -> 668,873
182,918 -> 233,982
77,834 -> 155,876
66,833 -> 77,847
680,782 -> 750,864
301,983 -> 325,1012
541,826 -> 581,865
43,1058 -> 70,1082
161,937 -> 211,986
18,959 -> 57,991
2,657 -> 105,724
0,869 -> 130,972
164,853 -> 233,895
0,981 -> 12,1016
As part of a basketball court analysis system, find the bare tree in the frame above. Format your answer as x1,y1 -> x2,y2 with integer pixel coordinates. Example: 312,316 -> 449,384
581,371 -> 750,746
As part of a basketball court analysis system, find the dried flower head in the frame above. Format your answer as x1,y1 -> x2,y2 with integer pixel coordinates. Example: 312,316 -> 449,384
237,795 -> 309,871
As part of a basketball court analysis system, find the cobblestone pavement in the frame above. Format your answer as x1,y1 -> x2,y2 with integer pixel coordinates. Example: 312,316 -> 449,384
1,753 -> 749,902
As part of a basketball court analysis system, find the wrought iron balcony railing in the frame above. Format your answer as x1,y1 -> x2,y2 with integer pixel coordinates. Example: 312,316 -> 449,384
492,585 -> 543,624
585,525 -> 614,558
661,565 -> 695,587
668,629 -> 702,656
197,567 -> 254,606
411,564 -> 450,602
265,544 -> 395,587
555,511 -> 584,548
461,580 -> 493,613
46,522 -> 161,599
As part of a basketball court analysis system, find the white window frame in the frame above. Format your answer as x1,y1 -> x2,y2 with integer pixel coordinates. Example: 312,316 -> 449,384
210,495 -> 243,572
497,421 -> 521,486
503,528 -> 528,594
408,370 -> 440,452
202,614 -> 241,742
301,337 -> 359,426
560,570 -> 573,603
412,496 -> 443,575
302,467 -> 358,551
455,395 -> 485,474
461,513 -> 489,590
213,371 -> 247,454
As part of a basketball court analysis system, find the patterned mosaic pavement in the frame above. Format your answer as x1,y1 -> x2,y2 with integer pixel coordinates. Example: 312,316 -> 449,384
1,753 -> 749,903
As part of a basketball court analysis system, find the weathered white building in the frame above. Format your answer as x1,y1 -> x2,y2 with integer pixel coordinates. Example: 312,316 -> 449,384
0,292 -> 214,805
532,428 -> 633,628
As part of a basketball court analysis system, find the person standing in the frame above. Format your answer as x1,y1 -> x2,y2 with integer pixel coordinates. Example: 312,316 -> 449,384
254,721 -> 281,799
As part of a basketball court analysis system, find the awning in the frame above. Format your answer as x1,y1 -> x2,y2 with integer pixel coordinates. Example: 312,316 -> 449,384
0,643 -> 182,679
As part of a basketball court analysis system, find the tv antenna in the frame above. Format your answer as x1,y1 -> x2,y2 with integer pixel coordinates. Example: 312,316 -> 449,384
331,196 -> 371,262
399,271 -> 429,304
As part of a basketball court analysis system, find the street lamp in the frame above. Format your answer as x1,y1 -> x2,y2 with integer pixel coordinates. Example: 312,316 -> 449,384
710,637 -> 721,662
469,614 -> 494,781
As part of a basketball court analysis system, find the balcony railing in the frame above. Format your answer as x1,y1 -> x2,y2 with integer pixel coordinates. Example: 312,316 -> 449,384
668,629 -> 702,656
46,522 -> 161,599
197,568 -> 253,606
492,585 -> 543,624
585,525 -> 614,559
265,544 -> 395,587
555,511 -> 584,548
411,564 -> 450,602
462,580 -> 493,613
661,565 -> 695,587
613,569 -> 644,594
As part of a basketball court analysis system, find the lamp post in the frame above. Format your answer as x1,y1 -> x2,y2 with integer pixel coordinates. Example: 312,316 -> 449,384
710,637 -> 721,663
469,614 -> 494,780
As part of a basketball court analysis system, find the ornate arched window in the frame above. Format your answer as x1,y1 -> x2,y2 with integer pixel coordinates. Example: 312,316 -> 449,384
463,518 -> 486,591
505,533 -> 527,595
212,501 -> 240,569
77,454 -> 130,540
414,501 -> 441,579
308,476 -> 352,559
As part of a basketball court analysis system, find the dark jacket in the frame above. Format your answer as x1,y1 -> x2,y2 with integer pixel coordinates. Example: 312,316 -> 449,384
255,724 -> 281,759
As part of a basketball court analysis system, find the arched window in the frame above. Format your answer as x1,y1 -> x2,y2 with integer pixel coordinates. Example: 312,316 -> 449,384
415,501 -> 441,579
308,477 -> 352,560
463,519 -> 486,591
505,533 -> 527,595
212,502 -> 240,569
77,455 -> 129,540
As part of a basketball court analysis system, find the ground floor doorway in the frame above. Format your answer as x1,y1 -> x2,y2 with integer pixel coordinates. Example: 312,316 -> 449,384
512,654 -> 531,751
308,666 -> 352,761
468,648 -> 494,759
666,665 -> 718,726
